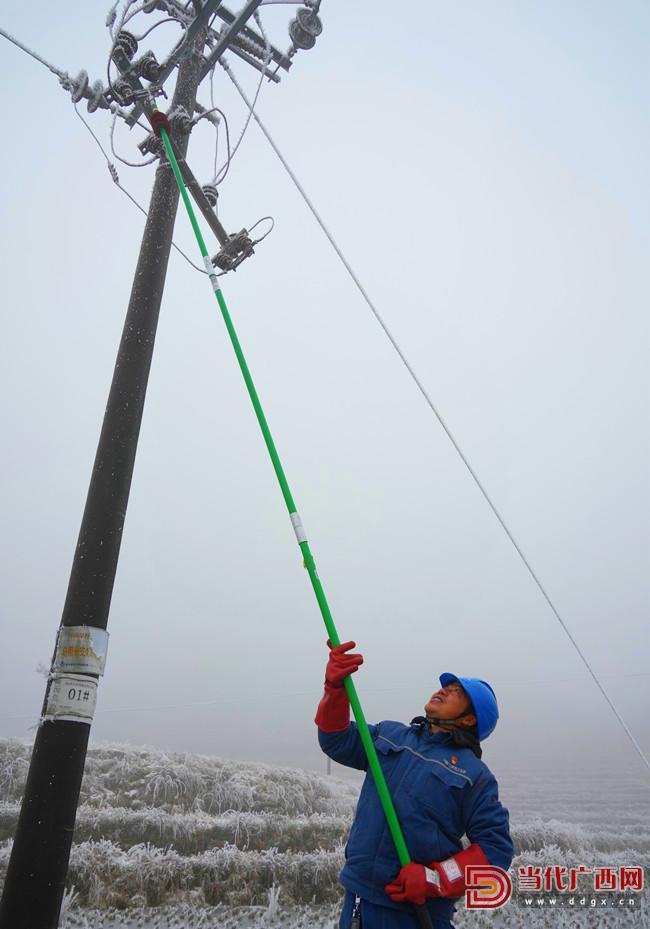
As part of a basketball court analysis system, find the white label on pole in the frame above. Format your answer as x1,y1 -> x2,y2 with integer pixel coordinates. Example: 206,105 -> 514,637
290,511 -> 307,544
54,626 -> 109,675
44,674 -> 98,723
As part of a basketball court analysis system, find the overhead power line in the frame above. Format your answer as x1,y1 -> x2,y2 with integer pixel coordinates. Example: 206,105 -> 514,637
222,60 -> 650,775
0,25 -> 66,79
1,671 -> 648,724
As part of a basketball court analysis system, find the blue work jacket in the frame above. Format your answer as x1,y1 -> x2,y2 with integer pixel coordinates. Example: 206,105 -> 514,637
319,719 -> 514,923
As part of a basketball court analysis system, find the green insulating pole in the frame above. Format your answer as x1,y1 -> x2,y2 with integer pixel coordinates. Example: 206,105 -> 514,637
158,125 -> 412,867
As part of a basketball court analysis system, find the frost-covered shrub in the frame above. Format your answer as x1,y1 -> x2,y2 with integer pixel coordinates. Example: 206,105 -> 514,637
57,839 -> 344,907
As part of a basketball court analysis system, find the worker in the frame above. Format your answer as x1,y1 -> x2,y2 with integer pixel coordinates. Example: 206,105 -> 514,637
316,641 -> 514,928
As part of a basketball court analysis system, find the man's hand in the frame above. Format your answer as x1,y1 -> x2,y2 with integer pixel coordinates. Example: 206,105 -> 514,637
325,640 -> 364,687
385,845 -> 490,903
384,863 -> 440,905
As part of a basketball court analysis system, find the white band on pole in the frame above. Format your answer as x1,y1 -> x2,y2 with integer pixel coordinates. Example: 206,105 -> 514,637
290,511 -> 307,544
203,254 -> 221,292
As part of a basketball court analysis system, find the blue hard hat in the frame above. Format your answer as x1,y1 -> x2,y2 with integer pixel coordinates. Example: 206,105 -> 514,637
439,673 -> 499,741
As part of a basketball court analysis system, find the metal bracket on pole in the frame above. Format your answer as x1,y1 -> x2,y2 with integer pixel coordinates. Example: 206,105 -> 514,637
173,149 -> 230,247
126,0 -> 224,125
199,0 -> 265,81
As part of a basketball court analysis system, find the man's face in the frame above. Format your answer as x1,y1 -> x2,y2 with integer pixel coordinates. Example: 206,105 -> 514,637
425,681 -> 476,725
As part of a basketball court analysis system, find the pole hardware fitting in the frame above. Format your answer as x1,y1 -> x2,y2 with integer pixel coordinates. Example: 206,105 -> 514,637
136,51 -> 162,83
202,184 -> 219,207
113,31 -> 139,63
212,230 -> 255,273
138,132 -> 165,158
288,7 -> 323,51
111,78 -> 137,106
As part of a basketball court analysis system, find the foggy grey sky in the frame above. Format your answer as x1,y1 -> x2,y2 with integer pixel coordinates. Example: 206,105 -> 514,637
0,1 -> 648,780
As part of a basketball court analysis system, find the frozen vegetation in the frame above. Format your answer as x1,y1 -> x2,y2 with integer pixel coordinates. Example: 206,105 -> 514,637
0,739 -> 648,927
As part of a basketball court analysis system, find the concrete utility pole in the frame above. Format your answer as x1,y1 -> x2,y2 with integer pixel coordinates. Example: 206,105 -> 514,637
0,23 -> 208,929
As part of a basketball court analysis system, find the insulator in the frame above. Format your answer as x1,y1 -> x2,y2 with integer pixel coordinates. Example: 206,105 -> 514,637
202,185 -> 218,207
138,133 -> 164,158
87,79 -> 108,113
115,31 -> 139,61
170,107 -> 192,137
136,51 -> 161,83
112,78 -> 136,106
288,8 -> 323,51
70,69 -> 89,103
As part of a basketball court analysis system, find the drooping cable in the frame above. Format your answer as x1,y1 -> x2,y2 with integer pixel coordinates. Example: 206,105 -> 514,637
74,104 -> 205,274
211,19 -> 272,185
110,112 -> 158,167
223,61 -> 650,774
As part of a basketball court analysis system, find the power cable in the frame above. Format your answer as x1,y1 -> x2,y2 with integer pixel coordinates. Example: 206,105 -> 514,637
222,60 -> 650,775
209,65 -> 220,190
110,112 -> 158,167
0,24 -> 67,79
1,671 -> 648,724
132,17 -> 181,42
74,103 -> 205,274
211,19 -> 272,186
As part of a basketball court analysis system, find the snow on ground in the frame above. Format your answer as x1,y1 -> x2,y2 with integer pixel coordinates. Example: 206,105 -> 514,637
1,739 -> 648,926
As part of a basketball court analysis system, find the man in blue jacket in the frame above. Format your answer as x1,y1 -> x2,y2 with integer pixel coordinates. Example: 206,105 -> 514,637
316,641 -> 514,928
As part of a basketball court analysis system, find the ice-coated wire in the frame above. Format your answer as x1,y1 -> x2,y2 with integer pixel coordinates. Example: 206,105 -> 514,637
110,112 -> 158,167
209,64 -> 219,184
74,103 -> 205,275
133,17 -> 182,41
3,670 -> 648,722
211,20 -> 272,186
249,215 -> 274,244
0,25 -> 66,78
223,61 -> 650,775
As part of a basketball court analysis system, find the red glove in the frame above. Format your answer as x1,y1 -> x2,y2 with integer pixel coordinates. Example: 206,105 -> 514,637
325,640 -> 363,687
385,844 -> 489,904
314,641 -> 363,733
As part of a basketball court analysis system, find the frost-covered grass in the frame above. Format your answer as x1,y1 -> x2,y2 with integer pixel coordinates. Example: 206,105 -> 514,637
1,739 -> 649,926
0,740 -> 357,816
0,802 -> 350,853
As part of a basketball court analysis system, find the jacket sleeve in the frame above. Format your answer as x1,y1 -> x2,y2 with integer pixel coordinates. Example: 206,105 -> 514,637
318,721 -> 379,771
461,771 -> 514,870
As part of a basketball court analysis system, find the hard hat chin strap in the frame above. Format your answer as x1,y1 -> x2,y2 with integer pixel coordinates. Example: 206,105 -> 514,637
412,714 -> 483,759
424,712 -> 474,728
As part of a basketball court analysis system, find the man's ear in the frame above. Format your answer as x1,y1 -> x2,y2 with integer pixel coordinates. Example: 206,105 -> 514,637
459,713 -> 477,728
